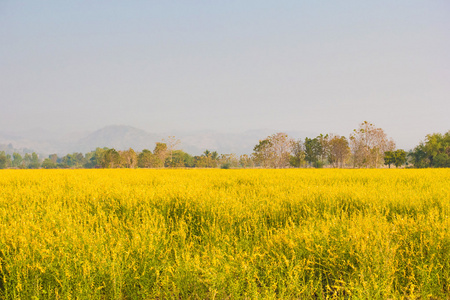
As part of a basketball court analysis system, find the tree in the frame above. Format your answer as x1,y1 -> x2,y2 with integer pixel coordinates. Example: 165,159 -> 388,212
12,152 -> 23,168
211,151 -> 219,161
49,154 -> 58,164
28,152 -> 40,169
304,137 -> 321,167
84,148 -> 107,168
409,131 -> 450,168
61,153 -> 85,168
169,150 -> 194,168
252,139 -> 273,168
384,151 -> 395,168
289,139 -> 305,168
0,151 -> 8,169
42,158 -> 58,169
252,133 -> 293,168
393,149 -> 407,168
194,150 -> 219,168
119,148 -> 137,168
219,153 -> 239,169
164,136 -> 181,167
101,148 -> 121,168
317,134 -> 330,164
408,144 -> 428,168
137,149 -> 155,168
153,143 -> 168,168
239,154 -> 254,168
328,135 -> 350,168
23,153 -> 32,168
349,121 -> 395,168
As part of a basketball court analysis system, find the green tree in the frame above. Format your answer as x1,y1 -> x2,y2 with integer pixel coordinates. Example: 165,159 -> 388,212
27,152 -> 40,169
102,148 -> 121,168
252,139 -> 273,168
317,133 -> 330,164
304,137 -> 321,167
61,153 -> 85,168
23,153 -> 32,168
194,150 -> 219,168
408,144 -> 428,168
137,149 -> 155,168
84,148 -> 107,168
393,149 -> 407,168
409,131 -> 450,168
42,158 -> 58,169
384,151 -> 395,168
289,139 -> 305,168
0,151 -> 8,169
49,154 -> 58,164
12,152 -> 23,168
168,150 -> 194,168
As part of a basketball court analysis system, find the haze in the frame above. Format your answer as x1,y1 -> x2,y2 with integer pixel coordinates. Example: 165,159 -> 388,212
1,1 -> 449,150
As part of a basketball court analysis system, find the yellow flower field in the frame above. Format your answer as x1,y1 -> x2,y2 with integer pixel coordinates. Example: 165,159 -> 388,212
0,169 -> 449,299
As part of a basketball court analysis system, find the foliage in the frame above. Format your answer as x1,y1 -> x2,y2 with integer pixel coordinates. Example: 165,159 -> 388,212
0,151 -> 10,169
289,139 -> 305,168
119,148 -> 137,168
42,158 -> 57,169
0,125 -> 448,170
194,150 -> 219,168
304,137 -> 321,166
409,131 -> 450,168
137,149 -> 155,168
101,148 -> 121,168
385,149 -> 407,168
0,169 -> 449,298
167,150 -> 193,168
12,152 -> 23,168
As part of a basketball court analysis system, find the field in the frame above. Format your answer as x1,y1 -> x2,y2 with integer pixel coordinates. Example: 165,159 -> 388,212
0,169 -> 449,299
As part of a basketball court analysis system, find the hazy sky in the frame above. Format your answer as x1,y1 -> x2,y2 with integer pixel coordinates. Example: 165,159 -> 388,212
1,1 -> 449,149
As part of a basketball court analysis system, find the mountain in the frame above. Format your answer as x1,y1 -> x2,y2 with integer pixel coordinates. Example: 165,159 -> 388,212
0,125 -> 317,157
72,125 -> 162,154
0,129 -> 61,156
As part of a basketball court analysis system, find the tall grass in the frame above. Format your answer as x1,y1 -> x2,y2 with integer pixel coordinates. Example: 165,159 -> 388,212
0,169 -> 449,299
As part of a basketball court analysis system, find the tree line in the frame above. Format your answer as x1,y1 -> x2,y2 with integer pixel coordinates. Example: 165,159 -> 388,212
0,122 -> 449,169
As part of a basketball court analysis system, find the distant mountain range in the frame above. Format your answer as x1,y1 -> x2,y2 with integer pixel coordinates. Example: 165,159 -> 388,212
0,125 -> 316,157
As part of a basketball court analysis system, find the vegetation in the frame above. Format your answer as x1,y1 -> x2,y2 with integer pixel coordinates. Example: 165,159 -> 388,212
408,132 -> 450,168
0,122 -> 448,169
0,169 -> 449,298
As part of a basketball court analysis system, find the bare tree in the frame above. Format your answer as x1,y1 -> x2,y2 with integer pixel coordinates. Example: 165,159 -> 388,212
252,133 -> 294,168
239,154 -> 254,168
349,121 -> 396,168
164,136 -> 181,166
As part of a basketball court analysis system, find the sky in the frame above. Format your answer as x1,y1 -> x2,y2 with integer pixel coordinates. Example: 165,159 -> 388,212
1,0 -> 449,149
